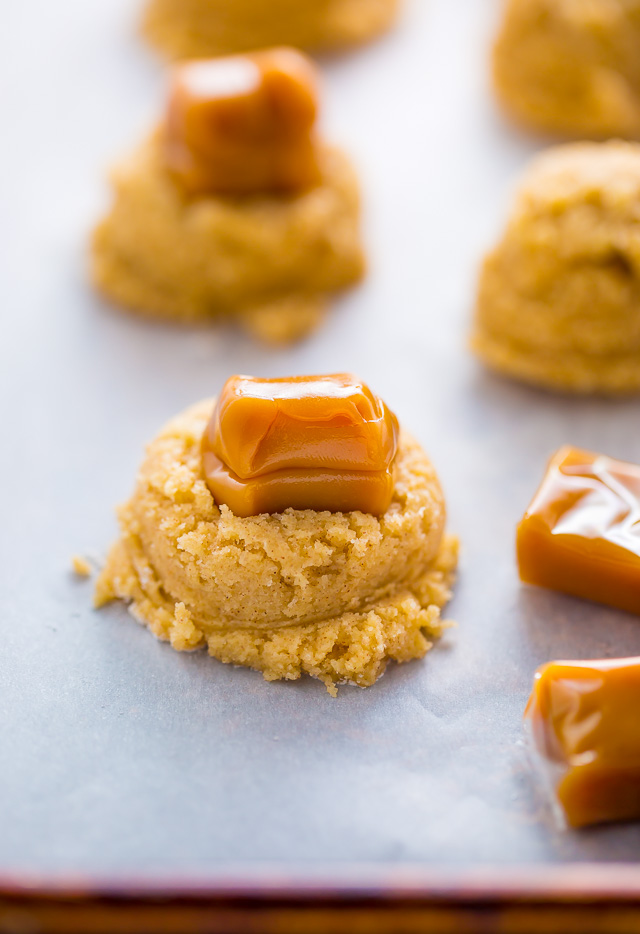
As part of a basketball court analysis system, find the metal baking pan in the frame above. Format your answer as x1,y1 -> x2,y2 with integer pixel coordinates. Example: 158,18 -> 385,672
3,0 -> 640,930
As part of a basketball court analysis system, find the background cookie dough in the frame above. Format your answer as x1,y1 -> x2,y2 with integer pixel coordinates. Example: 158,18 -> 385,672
92,136 -> 364,344
472,142 -> 640,394
143,0 -> 401,59
493,0 -> 640,138
96,400 -> 457,695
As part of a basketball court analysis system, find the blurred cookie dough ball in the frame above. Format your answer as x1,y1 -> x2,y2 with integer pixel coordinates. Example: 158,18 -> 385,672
143,0 -> 401,59
471,142 -> 640,394
91,50 -> 365,344
493,0 -> 640,138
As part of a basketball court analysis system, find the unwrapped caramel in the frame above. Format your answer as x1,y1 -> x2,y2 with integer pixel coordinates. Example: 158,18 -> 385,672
525,658 -> 640,828
202,374 -> 399,516
517,446 -> 640,616
164,48 -> 322,196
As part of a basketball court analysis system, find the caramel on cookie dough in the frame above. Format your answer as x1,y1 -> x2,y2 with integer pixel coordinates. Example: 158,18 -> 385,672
92,50 -> 364,344
202,374 -> 399,516
165,50 -> 322,196
96,374 -> 457,695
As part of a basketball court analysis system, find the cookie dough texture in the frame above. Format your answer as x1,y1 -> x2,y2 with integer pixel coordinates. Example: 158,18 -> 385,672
472,142 -> 640,394
91,135 -> 364,344
72,555 -> 92,577
493,0 -> 640,138
142,0 -> 401,59
95,400 -> 457,695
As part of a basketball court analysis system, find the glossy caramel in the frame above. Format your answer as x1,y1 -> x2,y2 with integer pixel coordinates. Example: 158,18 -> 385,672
517,446 -> 640,616
525,658 -> 640,828
201,374 -> 399,517
164,48 -> 322,196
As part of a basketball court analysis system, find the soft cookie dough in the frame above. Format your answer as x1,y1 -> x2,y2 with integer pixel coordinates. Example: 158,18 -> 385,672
95,400 -> 457,695
91,135 -> 364,344
493,0 -> 640,139
142,0 -> 401,59
472,142 -> 640,394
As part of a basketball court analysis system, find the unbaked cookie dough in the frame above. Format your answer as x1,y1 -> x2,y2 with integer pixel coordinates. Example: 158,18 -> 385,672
92,136 -> 363,343
95,400 -> 457,695
493,0 -> 640,139
471,142 -> 640,394
142,0 -> 401,59
91,50 -> 365,345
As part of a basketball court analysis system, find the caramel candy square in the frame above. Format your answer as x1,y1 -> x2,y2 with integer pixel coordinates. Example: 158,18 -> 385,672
517,446 -> 640,616
164,47 -> 322,196
201,374 -> 399,517
202,454 -> 397,518
525,657 -> 640,827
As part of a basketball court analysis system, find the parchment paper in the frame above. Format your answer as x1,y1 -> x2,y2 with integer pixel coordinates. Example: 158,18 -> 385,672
2,0 -> 640,881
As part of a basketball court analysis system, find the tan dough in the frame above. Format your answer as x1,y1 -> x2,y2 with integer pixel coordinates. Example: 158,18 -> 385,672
493,0 -> 640,139
95,400 -> 458,695
91,134 -> 365,345
142,0 -> 401,59
472,142 -> 640,395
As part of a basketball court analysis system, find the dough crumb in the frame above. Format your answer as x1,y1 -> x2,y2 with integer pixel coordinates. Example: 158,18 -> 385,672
72,555 -> 92,577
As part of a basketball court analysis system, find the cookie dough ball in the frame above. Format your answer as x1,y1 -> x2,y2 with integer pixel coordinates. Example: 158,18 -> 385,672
493,0 -> 640,139
92,136 -> 363,343
95,400 -> 457,695
142,0 -> 401,59
92,52 -> 365,344
472,142 -> 640,394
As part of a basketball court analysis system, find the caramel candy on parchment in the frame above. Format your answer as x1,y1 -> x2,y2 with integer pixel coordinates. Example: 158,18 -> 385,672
525,658 -> 640,828
202,374 -> 399,516
517,446 -> 640,616
164,48 -> 322,196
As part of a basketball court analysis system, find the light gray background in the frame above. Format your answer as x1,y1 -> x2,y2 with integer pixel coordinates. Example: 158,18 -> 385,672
2,0 -> 640,881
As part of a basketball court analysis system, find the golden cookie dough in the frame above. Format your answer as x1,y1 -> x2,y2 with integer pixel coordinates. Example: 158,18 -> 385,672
72,555 -> 92,577
95,400 -> 458,695
142,0 -> 401,59
91,134 -> 365,344
493,0 -> 640,139
472,142 -> 640,395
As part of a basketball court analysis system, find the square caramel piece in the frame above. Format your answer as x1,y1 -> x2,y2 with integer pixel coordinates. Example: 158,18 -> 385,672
201,373 -> 399,517
517,446 -> 640,615
208,373 -> 398,478
525,657 -> 640,827
164,49 -> 321,196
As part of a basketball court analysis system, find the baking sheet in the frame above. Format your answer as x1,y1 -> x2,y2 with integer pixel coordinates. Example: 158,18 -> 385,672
3,0 -> 640,882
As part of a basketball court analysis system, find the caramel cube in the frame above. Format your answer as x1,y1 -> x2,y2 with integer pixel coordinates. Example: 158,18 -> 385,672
517,446 -> 640,616
201,374 -> 399,517
525,658 -> 640,828
164,48 -> 322,196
